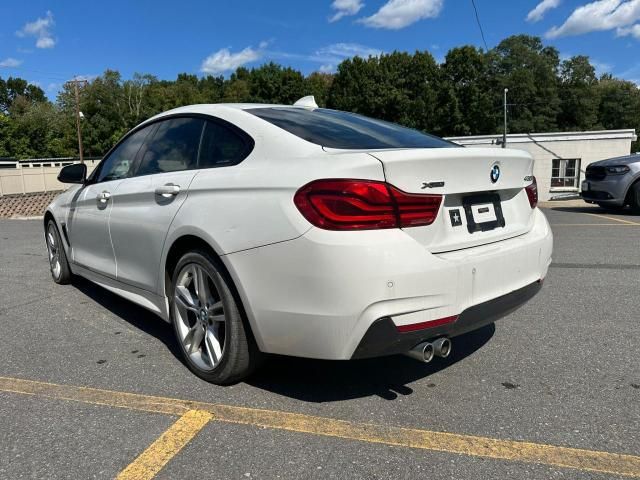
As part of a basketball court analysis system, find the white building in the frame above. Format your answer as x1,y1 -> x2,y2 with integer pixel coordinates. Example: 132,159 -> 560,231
446,129 -> 637,202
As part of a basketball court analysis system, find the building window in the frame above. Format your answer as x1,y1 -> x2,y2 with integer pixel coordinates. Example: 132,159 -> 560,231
551,158 -> 580,189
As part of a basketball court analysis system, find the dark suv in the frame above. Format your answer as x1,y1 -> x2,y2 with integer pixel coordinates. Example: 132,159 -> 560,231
581,154 -> 640,212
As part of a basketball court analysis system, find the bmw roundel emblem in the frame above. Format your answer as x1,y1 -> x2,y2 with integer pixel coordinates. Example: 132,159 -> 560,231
490,164 -> 501,183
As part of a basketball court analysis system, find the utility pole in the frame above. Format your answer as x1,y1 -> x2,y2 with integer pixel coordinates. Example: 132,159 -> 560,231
68,79 -> 88,163
502,88 -> 508,149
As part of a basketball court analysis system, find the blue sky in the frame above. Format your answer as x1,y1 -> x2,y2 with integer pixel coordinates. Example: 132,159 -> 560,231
2,0 -> 640,98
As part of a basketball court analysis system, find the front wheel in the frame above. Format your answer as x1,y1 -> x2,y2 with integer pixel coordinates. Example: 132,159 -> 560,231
45,220 -> 72,284
629,182 -> 640,214
169,250 -> 261,384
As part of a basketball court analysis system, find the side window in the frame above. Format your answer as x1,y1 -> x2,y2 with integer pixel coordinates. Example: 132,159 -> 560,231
96,125 -> 154,183
137,117 -> 204,176
198,120 -> 252,168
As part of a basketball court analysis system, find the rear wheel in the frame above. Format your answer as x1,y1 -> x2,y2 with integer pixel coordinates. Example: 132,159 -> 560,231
169,250 -> 260,384
45,220 -> 72,284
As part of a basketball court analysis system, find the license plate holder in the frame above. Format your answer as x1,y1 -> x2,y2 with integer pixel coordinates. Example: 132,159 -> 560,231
463,193 -> 506,234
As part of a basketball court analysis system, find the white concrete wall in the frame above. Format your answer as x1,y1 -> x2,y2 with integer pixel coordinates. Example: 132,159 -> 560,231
0,160 -> 99,196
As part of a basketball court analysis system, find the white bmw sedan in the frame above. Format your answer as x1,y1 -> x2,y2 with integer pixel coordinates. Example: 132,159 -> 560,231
45,98 -> 553,384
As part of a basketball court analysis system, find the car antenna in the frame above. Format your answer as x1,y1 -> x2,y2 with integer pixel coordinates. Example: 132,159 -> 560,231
293,95 -> 319,109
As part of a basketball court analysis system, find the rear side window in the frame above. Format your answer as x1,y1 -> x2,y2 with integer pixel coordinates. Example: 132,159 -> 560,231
137,117 -> 204,176
198,120 -> 252,168
96,124 -> 155,182
247,107 -> 457,150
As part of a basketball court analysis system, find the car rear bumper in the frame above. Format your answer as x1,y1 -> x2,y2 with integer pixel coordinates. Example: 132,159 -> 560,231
226,208 -> 553,360
352,279 -> 542,358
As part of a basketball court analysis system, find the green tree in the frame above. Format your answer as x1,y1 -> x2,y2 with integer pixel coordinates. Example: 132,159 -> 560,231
439,46 -> 494,135
489,35 -> 561,133
246,63 -> 306,104
328,51 -> 440,132
596,75 -> 640,150
304,72 -> 333,107
558,56 -> 599,131
0,77 -> 46,113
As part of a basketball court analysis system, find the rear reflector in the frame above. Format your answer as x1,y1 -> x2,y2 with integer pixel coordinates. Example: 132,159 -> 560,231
525,176 -> 538,209
294,179 -> 442,231
396,315 -> 458,333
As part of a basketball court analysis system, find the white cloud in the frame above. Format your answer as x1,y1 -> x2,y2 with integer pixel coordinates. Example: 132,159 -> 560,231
526,0 -> 561,22
70,74 -> 98,82
0,57 -> 23,68
269,43 -> 381,63
16,11 -> 56,49
616,62 -> 640,85
36,37 -> 55,49
591,59 -> 613,74
546,0 -> 640,38
329,0 -> 365,22
319,64 -> 335,73
315,42 -> 382,59
358,0 -> 443,29
617,23 -> 640,38
200,46 -> 262,74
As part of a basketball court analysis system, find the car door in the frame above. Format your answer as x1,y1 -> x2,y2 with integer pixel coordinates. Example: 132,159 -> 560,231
67,124 -> 155,277
108,116 -> 204,292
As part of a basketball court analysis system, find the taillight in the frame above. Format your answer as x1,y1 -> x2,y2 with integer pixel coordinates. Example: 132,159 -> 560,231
294,179 -> 442,231
525,176 -> 538,209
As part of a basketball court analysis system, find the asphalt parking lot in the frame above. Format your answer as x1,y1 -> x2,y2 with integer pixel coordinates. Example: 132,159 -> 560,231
0,204 -> 639,479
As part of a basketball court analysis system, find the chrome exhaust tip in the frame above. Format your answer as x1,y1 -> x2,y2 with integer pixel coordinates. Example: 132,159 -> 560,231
404,342 -> 435,363
432,337 -> 452,358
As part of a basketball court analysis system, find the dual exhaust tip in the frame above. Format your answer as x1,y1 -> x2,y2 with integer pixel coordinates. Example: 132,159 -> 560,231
405,337 -> 451,363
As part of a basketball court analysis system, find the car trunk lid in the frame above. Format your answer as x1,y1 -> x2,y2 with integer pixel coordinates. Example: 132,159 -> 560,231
368,147 -> 536,253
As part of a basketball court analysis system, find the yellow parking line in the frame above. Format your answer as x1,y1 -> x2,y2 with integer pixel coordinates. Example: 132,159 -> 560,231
116,409 -> 212,480
586,213 -> 640,225
1,376 -> 639,478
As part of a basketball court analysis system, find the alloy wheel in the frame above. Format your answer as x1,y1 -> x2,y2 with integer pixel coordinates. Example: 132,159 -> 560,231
46,225 -> 61,280
174,263 -> 226,371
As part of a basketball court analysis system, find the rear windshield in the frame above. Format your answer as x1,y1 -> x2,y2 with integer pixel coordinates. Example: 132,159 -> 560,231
247,107 -> 458,150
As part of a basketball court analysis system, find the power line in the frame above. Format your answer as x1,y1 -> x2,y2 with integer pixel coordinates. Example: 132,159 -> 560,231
470,0 -> 489,51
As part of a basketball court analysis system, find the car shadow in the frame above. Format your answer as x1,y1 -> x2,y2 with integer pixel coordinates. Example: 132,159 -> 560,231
71,276 -> 494,401
71,276 -> 185,362
549,205 -> 637,216
247,324 -> 495,402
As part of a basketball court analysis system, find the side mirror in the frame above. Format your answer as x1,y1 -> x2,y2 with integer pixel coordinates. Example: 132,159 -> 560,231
58,163 -> 87,184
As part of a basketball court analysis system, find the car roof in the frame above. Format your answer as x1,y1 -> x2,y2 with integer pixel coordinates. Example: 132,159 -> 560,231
140,103 -> 314,129
150,103 -> 300,117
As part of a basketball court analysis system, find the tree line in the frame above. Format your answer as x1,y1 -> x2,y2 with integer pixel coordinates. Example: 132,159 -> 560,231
1,35 -> 639,159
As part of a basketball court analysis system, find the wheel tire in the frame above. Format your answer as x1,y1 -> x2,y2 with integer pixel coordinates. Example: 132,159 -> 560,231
629,182 -> 640,214
169,250 -> 261,384
45,220 -> 72,285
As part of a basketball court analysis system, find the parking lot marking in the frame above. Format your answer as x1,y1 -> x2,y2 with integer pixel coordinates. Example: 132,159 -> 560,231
586,213 -> 640,225
550,223 -> 638,227
1,376 -> 639,478
116,409 -> 213,480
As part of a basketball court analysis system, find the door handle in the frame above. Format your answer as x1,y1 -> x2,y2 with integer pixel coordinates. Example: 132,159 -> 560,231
98,191 -> 111,203
155,183 -> 181,198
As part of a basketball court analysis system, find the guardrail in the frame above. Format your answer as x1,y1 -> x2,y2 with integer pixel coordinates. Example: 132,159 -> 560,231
0,158 -> 100,196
